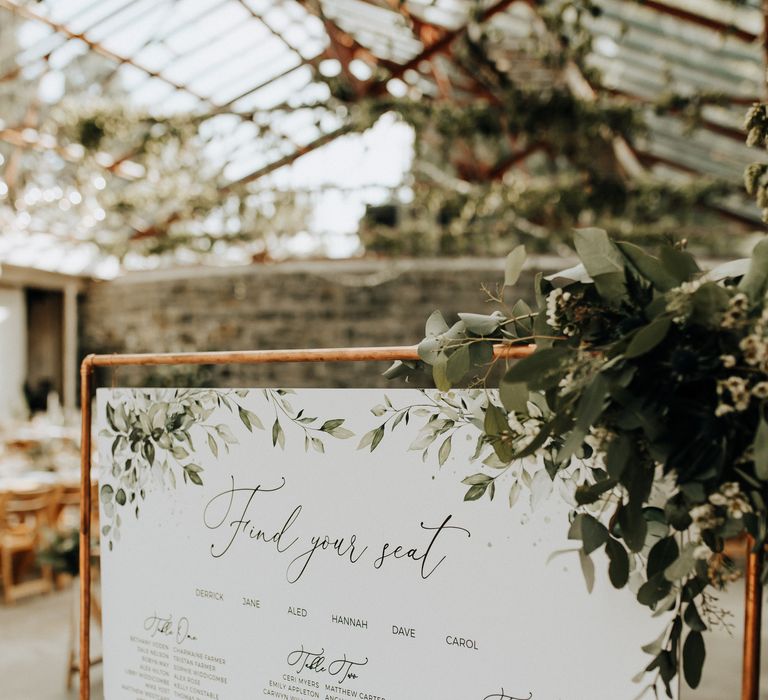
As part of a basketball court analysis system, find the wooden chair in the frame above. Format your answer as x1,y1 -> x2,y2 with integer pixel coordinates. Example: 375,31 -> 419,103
53,482 -> 81,531
0,485 -> 55,604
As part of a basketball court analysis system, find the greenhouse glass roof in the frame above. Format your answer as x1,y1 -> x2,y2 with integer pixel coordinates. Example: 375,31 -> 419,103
0,0 -> 766,274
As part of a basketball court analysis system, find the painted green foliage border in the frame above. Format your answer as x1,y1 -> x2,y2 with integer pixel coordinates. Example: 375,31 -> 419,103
98,388 -> 353,549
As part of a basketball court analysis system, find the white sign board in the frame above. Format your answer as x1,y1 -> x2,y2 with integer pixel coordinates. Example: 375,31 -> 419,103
97,388 -> 666,700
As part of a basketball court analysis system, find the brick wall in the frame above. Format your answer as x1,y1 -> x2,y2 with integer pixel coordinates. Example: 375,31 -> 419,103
79,257 -> 563,388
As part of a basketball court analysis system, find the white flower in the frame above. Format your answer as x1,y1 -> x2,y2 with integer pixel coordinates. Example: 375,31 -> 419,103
731,293 -> 750,310
693,544 -> 711,561
717,376 -> 751,412
752,381 -> 768,399
666,279 -> 702,324
545,288 -> 563,329
728,496 -> 752,519
679,280 -> 702,294
740,334 -> 766,367
708,493 -> 728,506
720,354 -> 737,368
722,293 -> 750,328
715,403 -> 734,417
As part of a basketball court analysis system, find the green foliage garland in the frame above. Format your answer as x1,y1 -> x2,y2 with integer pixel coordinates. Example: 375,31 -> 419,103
388,231 -> 768,695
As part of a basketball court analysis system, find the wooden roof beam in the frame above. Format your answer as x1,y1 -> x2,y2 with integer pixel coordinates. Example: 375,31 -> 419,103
291,0 -> 399,86
369,0 -> 524,94
632,0 -> 757,44
636,149 -> 758,228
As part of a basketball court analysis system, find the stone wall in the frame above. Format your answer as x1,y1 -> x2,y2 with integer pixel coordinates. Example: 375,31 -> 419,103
79,257 -> 563,389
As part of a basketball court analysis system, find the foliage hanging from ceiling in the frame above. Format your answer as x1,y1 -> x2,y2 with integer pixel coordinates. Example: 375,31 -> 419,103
0,97 -> 321,260
327,5 -> 751,257
0,0 -> 761,263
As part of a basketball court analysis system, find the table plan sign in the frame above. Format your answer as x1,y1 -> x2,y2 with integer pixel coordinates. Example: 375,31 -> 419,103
97,388 -> 671,700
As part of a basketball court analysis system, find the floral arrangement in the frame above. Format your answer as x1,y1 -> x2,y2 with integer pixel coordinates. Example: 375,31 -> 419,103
387,229 -> 768,695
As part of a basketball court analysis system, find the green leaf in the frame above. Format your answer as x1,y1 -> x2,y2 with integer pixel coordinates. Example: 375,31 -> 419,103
464,483 -> 489,501
432,353 -> 450,392
272,419 -> 284,449
578,549 -> 595,593
683,631 -> 705,689
593,271 -> 627,303
575,478 -> 617,506
504,346 -> 572,390
438,436 -> 452,466
637,573 -> 672,608
462,473 -> 493,486
371,426 -> 385,452
207,433 -> 218,458
647,536 -> 679,578
106,403 -> 119,433
559,373 -> 610,462
642,627 -> 668,656
320,419 -> 344,432
690,282 -> 730,326
684,602 -> 707,632
659,246 -> 699,283
753,416 -> 768,480
446,345 -> 470,383
616,241 -> 677,291
115,488 -> 126,506
738,237 -> 768,301
329,426 -> 354,439
618,504 -> 647,552
458,313 -> 500,336
625,317 -> 671,359
605,538 -> 629,588
142,440 -> 155,466
499,380 -> 528,414
417,336 -> 442,364
511,299 -> 534,336
469,340 -> 494,366
574,228 -> 625,278
172,445 -> 189,460
111,435 -> 125,457
311,437 -> 325,453
664,543 -> 699,582
238,407 -> 252,431
425,309 -> 450,336
580,514 -> 609,555
215,424 -> 238,444
664,492 -> 693,531
484,403 -> 508,437
183,464 -> 204,486
530,469 -> 553,509
240,408 -> 264,431
606,434 -> 631,480
357,428 -> 377,450
504,245 -> 526,287
100,484 -> 114,504
568,513 -> 585,540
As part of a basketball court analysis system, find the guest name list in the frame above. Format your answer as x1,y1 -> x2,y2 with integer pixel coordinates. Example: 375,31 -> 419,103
97,389 -> 668,700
